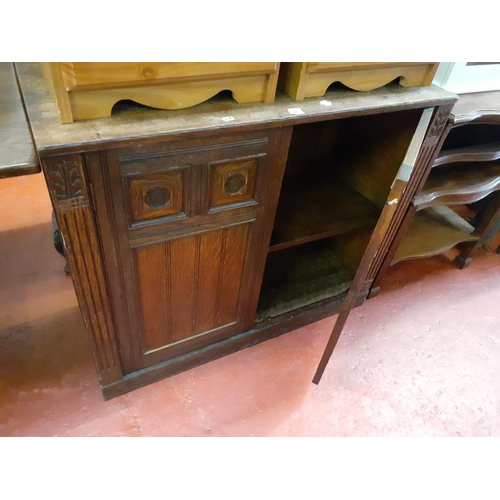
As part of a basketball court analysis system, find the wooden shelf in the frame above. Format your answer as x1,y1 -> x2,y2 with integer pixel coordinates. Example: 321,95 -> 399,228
450,91 -> 500,126
414,161 -> 500,209
256,240 -> 353,320
393,206 -> 479,264
435,141 -> 500,167
269,173 -> 380,252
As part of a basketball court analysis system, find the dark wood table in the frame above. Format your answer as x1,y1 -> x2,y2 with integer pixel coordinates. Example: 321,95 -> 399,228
0,62 -> 40,178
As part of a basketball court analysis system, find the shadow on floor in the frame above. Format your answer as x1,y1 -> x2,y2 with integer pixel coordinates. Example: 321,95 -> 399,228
0,222 -> 66,291
0,307 -> 93,400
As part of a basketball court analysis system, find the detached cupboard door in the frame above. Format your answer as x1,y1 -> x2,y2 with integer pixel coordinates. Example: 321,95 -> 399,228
87,129 -> 290,374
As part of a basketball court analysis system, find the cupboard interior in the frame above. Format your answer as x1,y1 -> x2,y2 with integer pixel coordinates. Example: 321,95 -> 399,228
256,108 -> 424,320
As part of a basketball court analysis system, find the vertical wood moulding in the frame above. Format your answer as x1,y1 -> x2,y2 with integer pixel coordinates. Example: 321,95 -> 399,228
243,126 -> 294,329
86,150 -> 135,373
191,233 -> 202,334
72,211 -> 118,369
42,154 -> 123,386
165,241 -> 173,345
215,228 -> 228,326
218,224 -> 249,325
196,229 -> 221,332
194,164 -> 204,215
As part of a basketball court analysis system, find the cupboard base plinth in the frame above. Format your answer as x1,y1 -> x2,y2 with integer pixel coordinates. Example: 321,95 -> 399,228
100,291 -> 365,400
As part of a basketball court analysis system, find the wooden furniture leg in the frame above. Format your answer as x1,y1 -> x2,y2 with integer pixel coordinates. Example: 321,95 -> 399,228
52,211 -> 70,274
454,191 -> 500,269
480,202 -> 500,253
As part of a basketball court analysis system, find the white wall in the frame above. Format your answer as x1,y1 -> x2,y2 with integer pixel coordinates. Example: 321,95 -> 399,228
433,62 -> 500,94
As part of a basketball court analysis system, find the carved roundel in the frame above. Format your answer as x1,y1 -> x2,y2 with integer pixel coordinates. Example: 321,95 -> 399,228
211,158 -> 258,209
145,186 -> 171,208
224,173 -> 246,195
129,171 -> 183,223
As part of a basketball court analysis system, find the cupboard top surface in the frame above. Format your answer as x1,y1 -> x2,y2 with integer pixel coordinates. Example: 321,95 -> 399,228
15,63 -> 456,157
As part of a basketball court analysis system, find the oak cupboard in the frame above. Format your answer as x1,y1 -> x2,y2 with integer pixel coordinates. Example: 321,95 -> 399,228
16,63 -> 456,399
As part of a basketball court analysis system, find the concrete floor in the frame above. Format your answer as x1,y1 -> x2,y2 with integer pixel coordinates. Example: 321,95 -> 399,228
1,173 -> 500,437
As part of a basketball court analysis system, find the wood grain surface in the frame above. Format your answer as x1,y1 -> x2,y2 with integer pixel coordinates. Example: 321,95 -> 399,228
414,162 -> 500,209
15,62 -> 455,156
19,60 -> 459,398
0,62 -> 39,178
393,206 -> 479,263
279,62 -> 439,99
450,91 -> 500,125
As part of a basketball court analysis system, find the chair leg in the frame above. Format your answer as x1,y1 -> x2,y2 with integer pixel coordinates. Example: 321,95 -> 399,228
454,192 -> 500,269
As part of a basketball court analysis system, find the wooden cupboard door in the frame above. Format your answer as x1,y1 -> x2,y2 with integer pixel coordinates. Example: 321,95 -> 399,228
88,129 -> 291,373
133,223 -> 251,356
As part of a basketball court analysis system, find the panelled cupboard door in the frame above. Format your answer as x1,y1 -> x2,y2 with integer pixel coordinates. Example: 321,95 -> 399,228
133,223 -> 251,351
88,129 -> 289,374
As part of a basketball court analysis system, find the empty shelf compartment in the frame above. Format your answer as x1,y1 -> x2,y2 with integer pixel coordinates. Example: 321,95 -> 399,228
256,239 -> 353,320
269,174 -> 380,252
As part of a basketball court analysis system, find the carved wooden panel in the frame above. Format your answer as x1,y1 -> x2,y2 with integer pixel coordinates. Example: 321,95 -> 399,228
210,157 -> 258,209
89,128 -> 290,381
44,154 -> 89,211
128,170 -> 184,223
133,223 -> 249,355
428,105 -> 453,138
